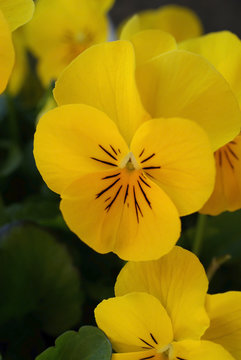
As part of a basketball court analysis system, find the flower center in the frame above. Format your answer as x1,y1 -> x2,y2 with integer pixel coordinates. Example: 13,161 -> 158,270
120,151 -> 140,171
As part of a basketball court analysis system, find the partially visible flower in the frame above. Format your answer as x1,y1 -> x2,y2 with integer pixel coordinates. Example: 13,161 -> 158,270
34,35 -> 240,260
95,246 -> 240,359
0,0 -> 34,94
180,31 -> 241,214
120,4 -> 202,43
25,0 -> 114,86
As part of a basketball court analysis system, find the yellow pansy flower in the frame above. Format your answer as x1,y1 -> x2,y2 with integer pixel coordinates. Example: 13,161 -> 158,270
25,0 -> 114,87
120,4 -> 202,43
0,0 -> 34,94
34,35 -> 241,260
95,246 -> 240,359
180,31 -> 241,214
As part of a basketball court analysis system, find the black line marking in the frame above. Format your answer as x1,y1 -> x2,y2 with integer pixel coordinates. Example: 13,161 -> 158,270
96,178 -> 120,199
138,181 -> 152,209
124,184 -> 129,204
224,150 -> 234,169
133,185 -> 143,223
139,338 -> 154,348
118,149 -> 121,153
218,151 -> 222,167
145,172 -> 155,179
143,166 -> 161,170
230,140 -> 237,145
141,153 -> 155,164
91,157 -> 117,167
104,197 -> 111,202
139,175 -> 151,188
110,145 -> 117,155
150,333 -> 158,345
105,185 -> 122,211
227,145 -> 239,160
99,144 -> 117,161
139,148 -> 145,157
140,356 -> 154,360
102,173 -> 120,180
177,358 -> 186,360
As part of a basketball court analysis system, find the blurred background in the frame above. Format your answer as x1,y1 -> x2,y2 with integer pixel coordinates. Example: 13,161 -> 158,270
0,1 -> 241,359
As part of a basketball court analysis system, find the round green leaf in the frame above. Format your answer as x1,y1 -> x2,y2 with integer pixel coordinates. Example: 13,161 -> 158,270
36,326 -> 112,360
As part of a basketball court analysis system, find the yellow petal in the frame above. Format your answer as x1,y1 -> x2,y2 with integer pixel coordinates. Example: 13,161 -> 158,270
60,168 -> 180,261
137,50 -> 241,151
121,29 -> 177,66
201,134 -> 241,215
0,0 -> 34,31
95,292 -> 173,353
203,292 -> 241,359
115,246 -> 209,341
180,31 -> 241,107
112,350 -> 161,360
0,9 -> 14,94
173,340 -> 234,360
121,5 -> 202,43
89,0 -> 114,13
8,28 -> 28,95
54,41 -> 150,145
130,117 -> 215,216
34,104 -> 129,194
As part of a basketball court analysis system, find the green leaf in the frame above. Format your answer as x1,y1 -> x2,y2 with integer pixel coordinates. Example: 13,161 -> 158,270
0,223 -> 82,338
36,326 -> 112,360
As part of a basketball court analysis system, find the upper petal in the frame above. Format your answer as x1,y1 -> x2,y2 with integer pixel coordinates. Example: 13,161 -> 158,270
34,104 -> 129,194
201,134 -> 241,215
0,0 -> 34,31
120,5 -> 202,43
180,31 -> 241,107
95,292 -> 173,353
115,246 -> 209,341
54,41 -> 150,145
203,292 -> 241,359
0,9 -> 14,94
173,340 -> 234,360
130,117 -> 215,216
60,168 -> 180,261
137,50 -> 241,151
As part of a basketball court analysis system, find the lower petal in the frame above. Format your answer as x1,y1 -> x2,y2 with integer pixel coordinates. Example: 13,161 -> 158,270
0,9 -> 14,94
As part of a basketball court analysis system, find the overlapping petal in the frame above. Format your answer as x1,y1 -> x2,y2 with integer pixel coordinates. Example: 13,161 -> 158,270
136,50 -> 241,151
95,292 -> 173,353
34,104 -> 129,194
115,246 -> 209,341
54,41 -> 151,145
201,134 -> 241,215
0,0 -> 34,31
121,5 -> 202,43
130,117 -> 215,216
180,31 -> 241,107
0,9 -> 14,94
173,340 -> 234,360
203,292 -> 241,359
60,169 -> 180,260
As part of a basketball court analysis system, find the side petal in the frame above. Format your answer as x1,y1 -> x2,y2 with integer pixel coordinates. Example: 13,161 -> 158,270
0,9 -> 14,94
0,0 -> 34,31
34,104 -> 129,194
121,28 -> 177,66
201,134 -> 241,215
180,31 -> 241,107
137,50 -> 241,151
130,117 -> 215,216
54,41 -> 151,145
60,169 -> 180,261
95,292 -> 173,353
115,246 -> 209,341
173,340 -> 234,360
203,292 -> 241,359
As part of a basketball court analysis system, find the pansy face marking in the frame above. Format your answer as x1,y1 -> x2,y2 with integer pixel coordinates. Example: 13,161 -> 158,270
216,141 -> 239,170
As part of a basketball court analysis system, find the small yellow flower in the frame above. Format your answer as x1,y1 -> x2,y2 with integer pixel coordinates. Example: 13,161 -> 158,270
25,0 -> 114,86
0,0 -> 34,94
180,31 -> 241,214
120,4 -> 203,43
34,36 -> 241,260
95,246 -> 240,359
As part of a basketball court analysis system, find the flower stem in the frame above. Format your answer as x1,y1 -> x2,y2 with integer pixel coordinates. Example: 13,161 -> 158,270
192,213 -> 207,256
